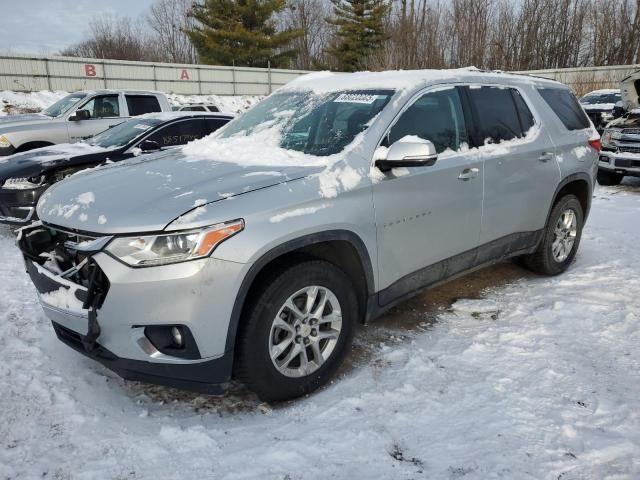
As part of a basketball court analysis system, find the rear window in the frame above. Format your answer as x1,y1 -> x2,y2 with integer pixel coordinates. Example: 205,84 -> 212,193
466,86 -> 530,143
537,88 -> 590,130
126,95 -> 162,116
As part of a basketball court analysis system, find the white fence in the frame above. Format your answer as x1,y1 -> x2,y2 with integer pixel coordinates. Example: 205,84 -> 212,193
1,54 -> 639,97
0,54 -> 309,95
517,64 -> 640,95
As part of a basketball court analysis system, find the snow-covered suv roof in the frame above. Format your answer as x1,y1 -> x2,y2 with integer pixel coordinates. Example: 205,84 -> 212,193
283,68 -> 564,94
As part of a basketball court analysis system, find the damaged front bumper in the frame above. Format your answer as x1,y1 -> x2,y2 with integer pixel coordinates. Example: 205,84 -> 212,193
17,222 -> 241,394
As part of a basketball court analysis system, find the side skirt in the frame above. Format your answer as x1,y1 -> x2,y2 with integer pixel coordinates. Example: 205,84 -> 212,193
366,230 -> 543,322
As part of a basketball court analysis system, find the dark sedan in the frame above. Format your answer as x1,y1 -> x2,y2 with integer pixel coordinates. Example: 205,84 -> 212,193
0,111 -> 233,225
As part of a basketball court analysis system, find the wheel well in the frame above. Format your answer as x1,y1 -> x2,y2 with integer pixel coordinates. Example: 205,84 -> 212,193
233,240 -> 371,354
15,141 -> 54,153
554,179 -> 590,218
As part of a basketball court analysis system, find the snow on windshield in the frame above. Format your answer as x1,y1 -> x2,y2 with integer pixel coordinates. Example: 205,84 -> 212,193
182,89 -> 393,168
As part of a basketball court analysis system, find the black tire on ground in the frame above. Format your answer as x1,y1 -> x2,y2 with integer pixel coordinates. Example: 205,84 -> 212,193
235,260 -> 358,402
522,194 -> 584,276
597,170 -> 623,186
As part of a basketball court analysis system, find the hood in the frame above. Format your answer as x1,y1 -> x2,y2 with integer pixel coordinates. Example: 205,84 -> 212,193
37,149 -> 321,234
0,113 -> 50,123
621,72 -> 640,111
0,143 -> 112,181
0,113 -> 52,128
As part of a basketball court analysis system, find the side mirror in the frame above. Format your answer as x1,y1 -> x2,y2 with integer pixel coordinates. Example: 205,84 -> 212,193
375,139 -> 438,172
69,109 -> 90,121
140,139 -> 161,152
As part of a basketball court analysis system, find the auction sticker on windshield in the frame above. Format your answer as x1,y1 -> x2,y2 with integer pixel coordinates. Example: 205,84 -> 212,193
333,93 -> 379,104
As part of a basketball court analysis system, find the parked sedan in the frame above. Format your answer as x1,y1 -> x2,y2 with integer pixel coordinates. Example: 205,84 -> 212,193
0,111 -> 232,225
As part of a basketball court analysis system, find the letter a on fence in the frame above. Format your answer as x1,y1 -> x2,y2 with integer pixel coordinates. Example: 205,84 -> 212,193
180,70 -> 190,80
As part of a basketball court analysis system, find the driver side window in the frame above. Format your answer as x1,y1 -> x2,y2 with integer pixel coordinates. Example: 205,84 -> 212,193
78,95 -> 120,119
386,88 -> 468,153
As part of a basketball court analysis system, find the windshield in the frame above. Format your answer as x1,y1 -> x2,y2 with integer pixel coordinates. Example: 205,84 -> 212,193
580,92 -> 621,105
42,93 -> 87,117
217,90 -> 393,156
86,117 -> 164,149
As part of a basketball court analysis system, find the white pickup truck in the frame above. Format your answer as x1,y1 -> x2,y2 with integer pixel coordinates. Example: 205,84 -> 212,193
0,89 -> 172,156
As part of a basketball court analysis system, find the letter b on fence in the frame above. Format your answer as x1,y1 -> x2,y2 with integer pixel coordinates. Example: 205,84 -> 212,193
84,64 -> 97,77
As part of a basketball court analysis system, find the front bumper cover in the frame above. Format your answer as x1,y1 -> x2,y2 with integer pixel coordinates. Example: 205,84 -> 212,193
599,151 -> 640,178
17,222 -> 238,394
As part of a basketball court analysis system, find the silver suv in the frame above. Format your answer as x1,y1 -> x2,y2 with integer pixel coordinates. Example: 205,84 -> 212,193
17,70 -> 599,402
0,90 -> 172,155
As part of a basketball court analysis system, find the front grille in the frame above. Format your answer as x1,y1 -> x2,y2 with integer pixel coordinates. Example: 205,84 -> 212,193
20,224 -> 110,306
618,145 -> 640,154
622,128 -> 640,135
615,159 -> 640,168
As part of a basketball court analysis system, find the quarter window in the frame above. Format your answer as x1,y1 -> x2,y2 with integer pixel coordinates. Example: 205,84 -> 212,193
78,95 -> 120,119
126,95 -> 162,116
386,88 -> 468,153
145,119 -> 204,147
537,87 -> 590,131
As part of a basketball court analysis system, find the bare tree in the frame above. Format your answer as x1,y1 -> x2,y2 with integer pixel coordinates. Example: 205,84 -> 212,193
61,15 -> 159,61
282,0 -> 333,69
147,0 -> 198,64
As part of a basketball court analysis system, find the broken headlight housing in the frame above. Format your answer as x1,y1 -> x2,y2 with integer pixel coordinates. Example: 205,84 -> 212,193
1,175 -> 46,190
105,220 -> 244,267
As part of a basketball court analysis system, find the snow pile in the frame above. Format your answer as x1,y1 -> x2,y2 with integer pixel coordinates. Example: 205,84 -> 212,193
0,90 -> 260,117
1,181 -> 639,478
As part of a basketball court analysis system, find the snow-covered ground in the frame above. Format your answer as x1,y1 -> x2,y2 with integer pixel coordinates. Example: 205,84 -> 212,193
0,90 -> 261,116
1,180 -> 639,479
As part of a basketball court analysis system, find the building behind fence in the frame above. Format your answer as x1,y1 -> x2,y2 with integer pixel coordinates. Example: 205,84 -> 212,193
0,54 -> 309,95
0,54 -> 638,97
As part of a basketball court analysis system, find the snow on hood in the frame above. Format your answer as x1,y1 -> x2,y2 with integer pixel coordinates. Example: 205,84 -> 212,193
0,142 -> 108,165
582,103 -> 616,111
37,150 -> 320,234
0,113 -> 50,124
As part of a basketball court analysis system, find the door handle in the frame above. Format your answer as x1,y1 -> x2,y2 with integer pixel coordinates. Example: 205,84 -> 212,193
538,152 -> 554,162
458,167 -> 479,181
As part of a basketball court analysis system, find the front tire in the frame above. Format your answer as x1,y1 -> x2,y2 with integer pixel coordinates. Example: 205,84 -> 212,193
522,194 -> 584,276
235,260 -> 358,402
597,170 -> 623,186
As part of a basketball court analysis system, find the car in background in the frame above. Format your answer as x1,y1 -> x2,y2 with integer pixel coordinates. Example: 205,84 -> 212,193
0,112 -> 232,225
598,111 -> 640,185
172,103 -> 220,113
580,89 -> 622,132
16,69 -> 598,402
0,90 -> 172,156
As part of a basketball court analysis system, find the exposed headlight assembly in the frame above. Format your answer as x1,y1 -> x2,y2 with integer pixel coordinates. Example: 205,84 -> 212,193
2,175 -> 46,190
0,135 -> 12,148
105,220 -> 244,267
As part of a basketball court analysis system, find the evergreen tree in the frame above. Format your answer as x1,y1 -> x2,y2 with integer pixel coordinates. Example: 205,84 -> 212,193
186,0 -> 301,68
326,0 -> 390,72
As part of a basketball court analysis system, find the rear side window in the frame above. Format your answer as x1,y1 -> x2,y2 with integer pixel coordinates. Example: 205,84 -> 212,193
537,88 -> 590,130
466,86 -> 526,144
145,119 -> 204,147
126,95 -> 162,116
386,88 -> 468,153
205,118 -> 229,134
181,106 -> 206,112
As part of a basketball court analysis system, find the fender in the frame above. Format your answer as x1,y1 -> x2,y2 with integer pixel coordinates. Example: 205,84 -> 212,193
548,172 -> 593,222
223,229 -> 375,355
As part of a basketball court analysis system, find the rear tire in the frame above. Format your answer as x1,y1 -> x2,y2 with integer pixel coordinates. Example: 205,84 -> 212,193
522,194 -> 584,276
597,170 -> 623,186
235,260 -> 358,402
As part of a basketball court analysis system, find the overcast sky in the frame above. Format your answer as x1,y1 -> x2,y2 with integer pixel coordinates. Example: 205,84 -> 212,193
0,0 -> 156,54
